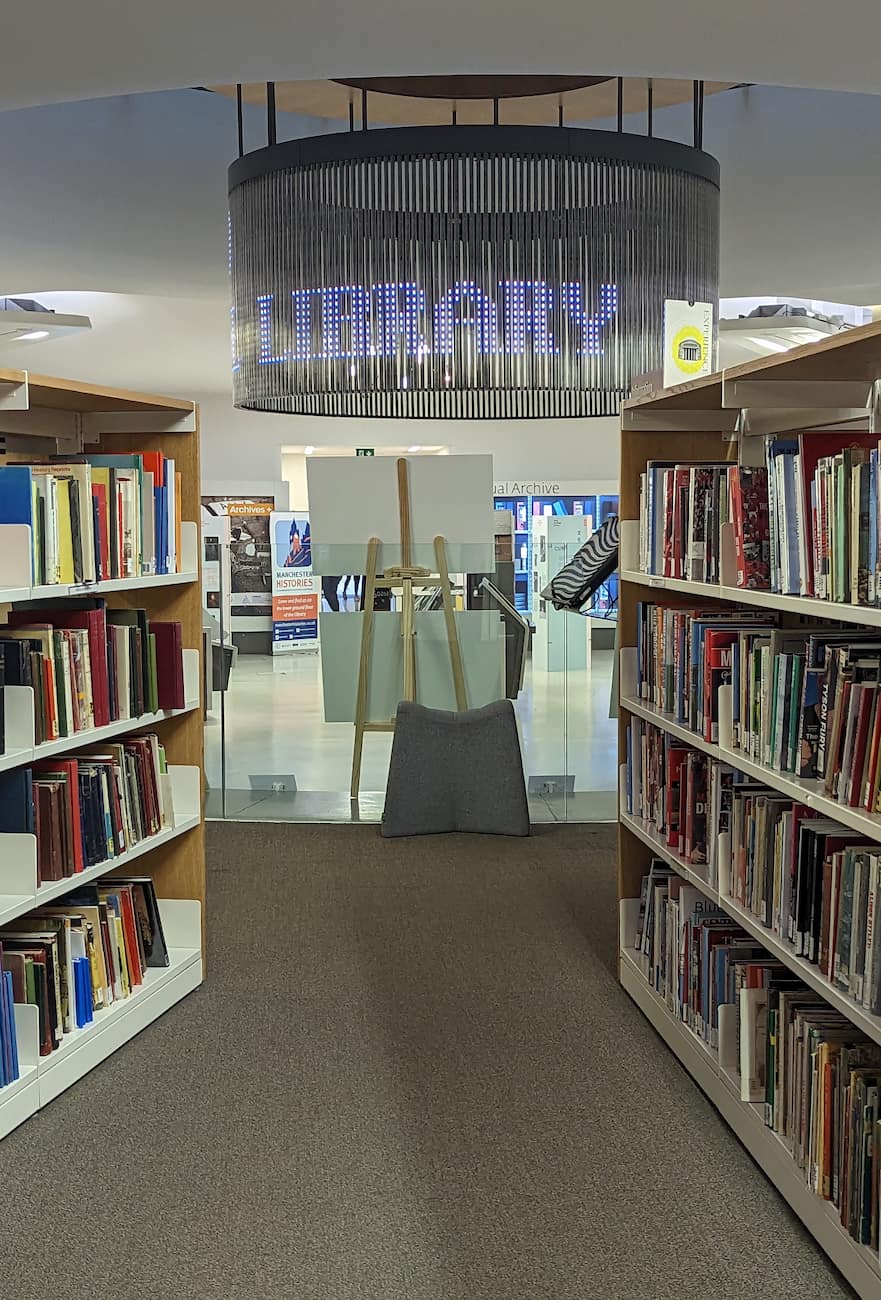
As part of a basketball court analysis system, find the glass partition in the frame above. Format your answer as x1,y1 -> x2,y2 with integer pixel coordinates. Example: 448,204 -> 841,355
205,491 -> 619,824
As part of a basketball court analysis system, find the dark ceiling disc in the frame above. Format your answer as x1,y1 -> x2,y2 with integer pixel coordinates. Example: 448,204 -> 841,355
333,75 -> 613,101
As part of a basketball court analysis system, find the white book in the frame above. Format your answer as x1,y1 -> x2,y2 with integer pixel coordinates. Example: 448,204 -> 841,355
166,458 -> 177,573
32,472 -> 60,584
740,986 -> 767,1103
48,463 -> 96,584
112,625 -> 131,721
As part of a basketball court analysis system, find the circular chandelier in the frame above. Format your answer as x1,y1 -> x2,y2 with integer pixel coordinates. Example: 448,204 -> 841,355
227,78 -> 720,419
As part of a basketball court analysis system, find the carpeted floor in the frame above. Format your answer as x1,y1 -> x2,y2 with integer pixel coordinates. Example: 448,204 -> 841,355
0,823 -> 853,1300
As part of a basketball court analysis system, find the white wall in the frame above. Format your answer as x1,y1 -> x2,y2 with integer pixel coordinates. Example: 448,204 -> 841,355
198,392 -> 621,493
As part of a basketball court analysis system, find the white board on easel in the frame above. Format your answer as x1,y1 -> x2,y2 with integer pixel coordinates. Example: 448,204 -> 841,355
306,454 -> 495,575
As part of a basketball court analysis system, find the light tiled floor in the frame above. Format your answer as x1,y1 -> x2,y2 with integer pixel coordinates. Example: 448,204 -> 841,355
205,649 -> 617,823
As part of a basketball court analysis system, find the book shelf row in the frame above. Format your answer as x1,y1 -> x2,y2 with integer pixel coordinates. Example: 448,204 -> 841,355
618,900 -> 881,1299
617,323 -> 881,1298
635,430 -> 881,605
621,673 -> 881,846
0,648 -> 200,774
0,520 -> 198,606
0,764 -> 200,926
0,896 -> 201,1142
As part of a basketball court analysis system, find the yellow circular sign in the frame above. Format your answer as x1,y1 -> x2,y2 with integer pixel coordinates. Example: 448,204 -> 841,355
672,325 -> 707,375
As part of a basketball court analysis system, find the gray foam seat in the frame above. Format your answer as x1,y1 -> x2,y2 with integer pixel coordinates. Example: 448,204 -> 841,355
381,699 -> 530,837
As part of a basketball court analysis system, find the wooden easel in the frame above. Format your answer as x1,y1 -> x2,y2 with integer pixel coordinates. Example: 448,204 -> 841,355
350,457 -> 468,798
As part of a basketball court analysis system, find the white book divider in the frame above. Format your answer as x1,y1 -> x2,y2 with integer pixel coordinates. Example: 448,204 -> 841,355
168,764 -> 200,829
619,518 -> 639,573
619,645 -> 638,701
0,685 -> 36,774
179,520 -> 198,575
716,1003 -> 740,1092
0,1003 -> 40,1141
618,763 -> 628,818
181,646 -> 200,709
619,896 -> 641,954
0,524 -> 34,601
0,834 -> 38,926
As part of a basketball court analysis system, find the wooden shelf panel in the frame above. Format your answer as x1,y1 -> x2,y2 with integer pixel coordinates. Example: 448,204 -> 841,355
620,569 -> 881,628
619,811 -> 881,1048
619,944 -> 881,1299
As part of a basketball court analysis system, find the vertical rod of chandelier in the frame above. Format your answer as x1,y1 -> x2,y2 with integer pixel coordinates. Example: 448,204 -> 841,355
558,100 -> 564,127
266,82 -> 277,147
616,78 -> 624,132
361,88 -> 368,131
235,84 -> 244,157
698,80 -> 705,148
693,80 -> 699,146
492,97 -> 500,125
452,103 -> 457,125
348,98 -> 355,132
647,79 -> 653,137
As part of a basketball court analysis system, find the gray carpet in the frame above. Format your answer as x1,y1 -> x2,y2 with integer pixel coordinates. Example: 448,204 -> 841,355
0,823 -> 853,1300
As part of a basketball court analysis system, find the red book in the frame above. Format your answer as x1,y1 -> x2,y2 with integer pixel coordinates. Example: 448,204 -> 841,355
703,629 -> 737,743
798,431 -> 876,596
114,885 -> 143,986
863,693 -> 881,810
32,757 -> 83,874
730,466 -> 770,590
665,744 -> 689,850
671,466 -> 689,580
9,605 -> 111,728
140,452 -> 165,489
91,482 -> 110,581
848,683 -> 877,807
150,621 -> 185,710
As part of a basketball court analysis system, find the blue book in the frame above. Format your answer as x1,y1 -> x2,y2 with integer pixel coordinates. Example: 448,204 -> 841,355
74,958 -> 89,1028
0,465 -> 34,527
2,970 -> 17,1083
0,769 -> 34,836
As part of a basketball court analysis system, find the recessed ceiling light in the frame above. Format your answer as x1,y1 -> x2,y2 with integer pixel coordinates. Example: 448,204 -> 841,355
304,445 -> 315,455
408,445 -> 422,452
17,329 -> 50,341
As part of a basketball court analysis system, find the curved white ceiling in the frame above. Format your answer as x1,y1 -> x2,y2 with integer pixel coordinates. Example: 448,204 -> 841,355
5,0 -> 881,111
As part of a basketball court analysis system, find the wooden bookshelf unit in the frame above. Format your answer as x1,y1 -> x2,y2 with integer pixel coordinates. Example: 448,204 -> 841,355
0,368 -> 204,1140
618,320 -> 881,1298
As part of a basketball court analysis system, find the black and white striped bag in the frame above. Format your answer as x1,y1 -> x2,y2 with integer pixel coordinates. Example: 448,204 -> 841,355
540,516 -> 619,612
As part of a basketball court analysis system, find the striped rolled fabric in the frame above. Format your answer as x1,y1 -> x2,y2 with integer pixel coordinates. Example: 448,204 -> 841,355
541,515 -> 619,611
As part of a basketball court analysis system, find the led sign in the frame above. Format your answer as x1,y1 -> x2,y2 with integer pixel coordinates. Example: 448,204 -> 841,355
247,281 -> 618,366
228,125 -> 720,418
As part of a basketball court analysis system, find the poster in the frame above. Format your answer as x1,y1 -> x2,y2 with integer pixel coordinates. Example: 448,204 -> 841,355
201,495 -> 274,616
270,511 -> 320,654
663,299 -> 714,388
201,514 -> 232,637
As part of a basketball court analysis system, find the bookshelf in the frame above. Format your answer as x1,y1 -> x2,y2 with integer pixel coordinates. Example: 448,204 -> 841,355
0,368 -> 204,1142
618,320 -> 881,1299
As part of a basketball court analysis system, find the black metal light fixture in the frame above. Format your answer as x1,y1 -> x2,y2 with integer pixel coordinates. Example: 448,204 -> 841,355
227,79 -> 720,419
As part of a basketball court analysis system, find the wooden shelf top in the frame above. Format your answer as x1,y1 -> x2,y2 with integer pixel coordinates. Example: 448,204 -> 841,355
0,368 -> 195,414
622,317 -> 881,415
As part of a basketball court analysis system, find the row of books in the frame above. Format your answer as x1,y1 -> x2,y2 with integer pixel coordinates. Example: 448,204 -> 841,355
0,601 -> 185,749
626,715 -> 881,1016
0,734 -> 172,886
0,452 -> 182,586
631,863 -> 881,1251
638,431 -> 881,604
0,875 -> 169,1070
635,601 -> 881,811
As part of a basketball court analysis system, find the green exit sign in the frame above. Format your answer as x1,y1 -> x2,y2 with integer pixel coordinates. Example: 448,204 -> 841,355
356,448 -> 375,457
